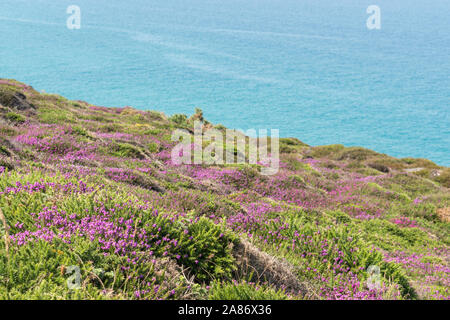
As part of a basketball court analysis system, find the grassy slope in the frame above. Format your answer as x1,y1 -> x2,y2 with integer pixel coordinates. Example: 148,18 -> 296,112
0,78 -> 448,300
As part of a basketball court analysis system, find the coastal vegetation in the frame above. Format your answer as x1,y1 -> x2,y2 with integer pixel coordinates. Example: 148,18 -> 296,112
0,79 -> 448,300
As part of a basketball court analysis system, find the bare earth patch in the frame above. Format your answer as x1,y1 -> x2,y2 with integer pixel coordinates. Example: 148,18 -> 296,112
437,207 -> 450,223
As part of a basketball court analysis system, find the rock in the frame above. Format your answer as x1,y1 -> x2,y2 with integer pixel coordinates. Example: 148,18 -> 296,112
0,90 -> 35,111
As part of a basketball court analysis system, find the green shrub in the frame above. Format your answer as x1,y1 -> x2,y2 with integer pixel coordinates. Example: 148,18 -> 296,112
72,126 -> 90,138
174,217 -> 237,283
147,142 -> 160,153
214,124 -> 227,131
0,238 -> 189,300
282,155 -> 315,172
98,123 -> 123,133
392,201 -> 439,222
327,210 -> 353,225
38,105 -> 75,124
382,173 -> 440,197
279,137 -> 308,147
109,143 -> 144,159
337,147 -> 380,161
279,138 -> 308,154
5,112 -> 25,124
208,281 -> 289,300
365,182 -> 411,202
311,144 -> 344,158
144,128 -> 162,136
169,114 -> 188,125
190,108 -> 204,122
147,111 -> 165,121
290,175 -> 305,185
0,145 -> 11,156
280,144 -> 296,154
401,158 -> 439,169
362,219 -> 433,249
0,86 -> 17,106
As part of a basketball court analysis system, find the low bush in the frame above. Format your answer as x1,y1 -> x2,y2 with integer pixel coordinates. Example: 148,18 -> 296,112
208,280 -> 289,300
5,112 -> 25,124
310,144 -> 344,158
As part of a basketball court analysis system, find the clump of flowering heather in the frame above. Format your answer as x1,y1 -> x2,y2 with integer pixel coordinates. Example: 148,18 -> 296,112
15,125 -> 82,154
0,179 -> 93,196
104,167 -> 137,183
384,250 -> 450,299
391,217 -> 418,228
0,79 -> 449,300
96,132 -> 134,140
0,79 -> 33,92
319,273 -> 402,300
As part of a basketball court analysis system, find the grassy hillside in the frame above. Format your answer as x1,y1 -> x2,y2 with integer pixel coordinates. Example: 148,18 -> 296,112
0,78 -> 448,300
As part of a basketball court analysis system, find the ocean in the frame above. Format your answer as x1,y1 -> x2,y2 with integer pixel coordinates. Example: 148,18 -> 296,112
0,0 -> 449,165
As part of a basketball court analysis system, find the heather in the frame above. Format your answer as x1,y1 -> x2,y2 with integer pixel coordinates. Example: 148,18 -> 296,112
0,78 -> 449,300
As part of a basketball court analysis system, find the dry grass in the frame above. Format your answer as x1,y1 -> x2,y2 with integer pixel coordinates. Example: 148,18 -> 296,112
233,239 -> 313,297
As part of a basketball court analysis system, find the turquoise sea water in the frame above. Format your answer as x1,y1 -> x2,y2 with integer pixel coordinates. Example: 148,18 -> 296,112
0,0 -> 449,165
